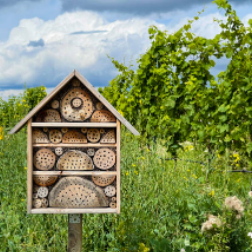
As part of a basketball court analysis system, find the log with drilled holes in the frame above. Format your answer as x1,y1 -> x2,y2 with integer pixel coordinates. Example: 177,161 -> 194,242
92,175 -> 115,187
49,129 -> 62,144
87,129 -> 100,143
100,130 -> 116,144
32,129 -> 49,144
33,175 -> 58,186
36,109 -> 61,122
62,130 -> 87,144
34,148 -> 56,171
90,110 -> 116,122
49,177 -> 108,207
93,148 -> 116,170
60,88 -> 94,121
57,150 -> 93,170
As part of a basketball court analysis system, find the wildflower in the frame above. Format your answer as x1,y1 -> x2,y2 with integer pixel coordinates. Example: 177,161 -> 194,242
118,110 -> 124,116
147,148 -> 150,152
0,127 -> 4,140
24,167 -> 27,170
217,153 -> 221,158
181,249 -> 186,252
132,164 -> 136,167
139,100 -> 142,105
21,199 -> 24,202
248,191 -> 252,198
208,190 -> 214,197
142,157 -> 145,160
125,171 -> 129,176
225,196 -> 244,216
248,232 -> 252,238
138,243 -> 150,252
22,99 -> 26,103
187,169 -> 190,172
134,170 -> 138,175
201,214 -> 222,232
192,174 -> 198,179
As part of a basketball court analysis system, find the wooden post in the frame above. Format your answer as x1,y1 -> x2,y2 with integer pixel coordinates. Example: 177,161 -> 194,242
68,214 -> 82,252
27,118 -> 33,213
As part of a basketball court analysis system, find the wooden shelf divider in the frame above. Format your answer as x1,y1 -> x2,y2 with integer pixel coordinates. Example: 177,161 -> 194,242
31,208 -> 117,214
33,143 -> 117,148
33,171 -> 117,176
31,122 -> 117,128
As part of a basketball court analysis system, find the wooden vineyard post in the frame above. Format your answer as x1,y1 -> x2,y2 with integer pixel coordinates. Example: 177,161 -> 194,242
68,214 -> 82,252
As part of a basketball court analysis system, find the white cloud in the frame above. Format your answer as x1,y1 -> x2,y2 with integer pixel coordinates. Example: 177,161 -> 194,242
0,89 -> 25,101
0,9 -> 242,94
0,11 -> 165,89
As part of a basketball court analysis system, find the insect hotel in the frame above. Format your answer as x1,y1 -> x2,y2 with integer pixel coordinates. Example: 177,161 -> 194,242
9,70 -> 139,215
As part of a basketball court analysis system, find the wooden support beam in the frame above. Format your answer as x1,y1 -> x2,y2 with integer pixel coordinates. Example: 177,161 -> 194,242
68,214 -> 82,252
27,119 -> 33,213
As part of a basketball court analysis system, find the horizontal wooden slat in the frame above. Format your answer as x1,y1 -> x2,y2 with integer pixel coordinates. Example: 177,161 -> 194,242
31,208 -> 118,214
33,171 -> 117,176
33,143 -> 117,148
31,122 -> 117,128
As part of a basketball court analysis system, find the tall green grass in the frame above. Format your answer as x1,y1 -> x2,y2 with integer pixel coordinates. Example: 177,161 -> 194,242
0,126 -> 252,251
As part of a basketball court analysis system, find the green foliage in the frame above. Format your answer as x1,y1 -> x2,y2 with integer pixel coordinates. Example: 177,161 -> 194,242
0,86 -> 47,130
100,0 -> 252,168
1,120 -> 252,251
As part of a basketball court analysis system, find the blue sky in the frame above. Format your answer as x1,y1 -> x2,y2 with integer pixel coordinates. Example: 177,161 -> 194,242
0,0 -> 251,100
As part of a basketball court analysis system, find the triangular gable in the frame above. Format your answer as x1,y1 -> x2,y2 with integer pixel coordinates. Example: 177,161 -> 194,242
9,70 -> 139,135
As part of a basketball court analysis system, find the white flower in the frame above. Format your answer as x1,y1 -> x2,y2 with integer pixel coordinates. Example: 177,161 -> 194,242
248,232 -> 252,238
248,191 -> 252,198
181,249 -> 186,252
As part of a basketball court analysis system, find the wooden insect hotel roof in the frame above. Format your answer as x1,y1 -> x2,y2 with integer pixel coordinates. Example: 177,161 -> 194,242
9,70 -> 139,135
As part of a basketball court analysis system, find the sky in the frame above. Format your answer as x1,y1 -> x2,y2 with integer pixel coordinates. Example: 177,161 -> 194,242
0,0 -> 251,100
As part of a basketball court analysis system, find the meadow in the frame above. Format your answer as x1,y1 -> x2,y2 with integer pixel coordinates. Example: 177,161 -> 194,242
1,88 -> 252,252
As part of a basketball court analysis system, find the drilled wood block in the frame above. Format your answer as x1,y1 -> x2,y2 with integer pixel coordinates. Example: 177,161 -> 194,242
34,148 -> 56,171
92,175 -> 115,187
41,198 -> 48,208
49,177 -> 108,208
61,88 -> 94,121
37,186 -> 49,198
51,100 -> 60,109
57,150 -> 93,170
110,202 -> 117,208
33,198 -> 42,208
61,128 -> 68,133
36,109 -> 61,122
55,147 -> 63,156
87,129 -> 100,143
93,148 -> 116,170
104,185 -> 116,197
91,110 -> 116,122
100,130 -> 116,144
87,148 -> 95,156
49,129 -> 62,144
33,175 -> 58,186
32,129 -> 49,144
96,102 -> 103,110
62,130 -> 87,144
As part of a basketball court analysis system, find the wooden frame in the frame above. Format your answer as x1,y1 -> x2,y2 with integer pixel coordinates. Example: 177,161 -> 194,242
10,70 -> 138,215
28,121 -> 121,214
27,119 -> 33,213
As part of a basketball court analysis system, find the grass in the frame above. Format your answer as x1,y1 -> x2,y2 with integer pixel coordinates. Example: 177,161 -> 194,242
0,125 -> 252,252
